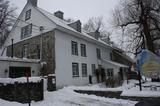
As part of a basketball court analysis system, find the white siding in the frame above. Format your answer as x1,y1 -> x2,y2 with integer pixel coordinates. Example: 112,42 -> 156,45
0,60 -> 40,78
55,30 -> 112,88
4,4 -> 56,47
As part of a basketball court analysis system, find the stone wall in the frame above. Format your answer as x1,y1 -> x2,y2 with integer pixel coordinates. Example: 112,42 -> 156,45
0,79 -> 44,103
7,30 -> 55,75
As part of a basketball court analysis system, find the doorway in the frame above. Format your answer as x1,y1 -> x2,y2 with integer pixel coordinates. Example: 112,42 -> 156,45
9,66 -> 31,78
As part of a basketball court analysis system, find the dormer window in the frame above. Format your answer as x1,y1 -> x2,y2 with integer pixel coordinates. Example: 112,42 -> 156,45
25,9 -> 31,21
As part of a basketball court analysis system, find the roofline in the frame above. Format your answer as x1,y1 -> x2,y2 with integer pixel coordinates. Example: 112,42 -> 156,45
55,25 -> 113,49
0,58 -> 40,63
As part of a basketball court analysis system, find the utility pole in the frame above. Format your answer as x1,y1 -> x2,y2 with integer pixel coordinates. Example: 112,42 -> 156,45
11,39 -> 14,58
39,26 -> 44,61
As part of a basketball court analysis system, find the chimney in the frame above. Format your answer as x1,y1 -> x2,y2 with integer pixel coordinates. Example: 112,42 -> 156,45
68,20 -> 82,32
88,30 -> 100,40
54,11 -> 64,19
27,0 -> 37,7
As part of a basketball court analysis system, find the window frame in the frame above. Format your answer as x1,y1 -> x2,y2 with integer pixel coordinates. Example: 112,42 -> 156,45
72,63 -> 79,77
96,48 -> 101,59
22,44 -> 29,58
25,9 -> 31,21
71,41 -> 78,55
107,68 -> 114,77
21,24 -> 32,39
91,64 -> 96,76
82,63 -> 87,77
81,44 -> 86,57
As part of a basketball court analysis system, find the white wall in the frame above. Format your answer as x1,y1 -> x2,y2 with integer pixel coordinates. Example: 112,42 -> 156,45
0,60 -> 40,78
55,30 -> 113,88
4,4 -> 56,47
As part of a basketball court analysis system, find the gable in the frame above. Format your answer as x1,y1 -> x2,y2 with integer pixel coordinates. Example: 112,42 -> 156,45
4,3 -> 56,47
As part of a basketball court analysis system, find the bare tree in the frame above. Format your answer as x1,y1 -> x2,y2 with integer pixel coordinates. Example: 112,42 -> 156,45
0,0 -> 16,47
83,16 -> 111,38
113,0 -> 160,55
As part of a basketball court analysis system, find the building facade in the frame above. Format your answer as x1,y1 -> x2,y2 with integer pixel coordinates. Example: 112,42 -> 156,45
2,0 -> 132,88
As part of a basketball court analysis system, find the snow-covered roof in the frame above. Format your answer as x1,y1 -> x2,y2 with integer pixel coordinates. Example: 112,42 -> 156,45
35,7 -> 113,49
102,59 -> 129,68
0,57 -> 40,63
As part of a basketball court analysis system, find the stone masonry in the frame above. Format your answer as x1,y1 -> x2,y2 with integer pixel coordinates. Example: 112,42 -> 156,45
7,30 -> 55,75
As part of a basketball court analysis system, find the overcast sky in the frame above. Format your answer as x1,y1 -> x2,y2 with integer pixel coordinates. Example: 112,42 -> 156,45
10,0 -> 119,24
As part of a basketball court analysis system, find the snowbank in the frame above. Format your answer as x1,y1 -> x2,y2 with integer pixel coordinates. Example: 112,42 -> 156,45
0,77 -> 42,84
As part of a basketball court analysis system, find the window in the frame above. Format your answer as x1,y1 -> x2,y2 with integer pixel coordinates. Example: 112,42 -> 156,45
81,44 -> 86,57
37,45 -> 40,59
110,52 -> 113,60
23,44 -> 28,58
107,69 -> 114,77
21,24 -> 32,39
96,48 -> 101,59
25,9 -> 31,21
92,64 -> 96,76
71,41 -> 78,55
72,63 -> 79,77
82,63 -> 87,77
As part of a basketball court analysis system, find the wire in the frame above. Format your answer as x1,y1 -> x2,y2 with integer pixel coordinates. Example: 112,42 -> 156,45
9,14 -> 50,31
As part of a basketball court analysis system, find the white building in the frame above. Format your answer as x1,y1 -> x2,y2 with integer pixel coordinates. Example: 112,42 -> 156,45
1,0 -> 131,88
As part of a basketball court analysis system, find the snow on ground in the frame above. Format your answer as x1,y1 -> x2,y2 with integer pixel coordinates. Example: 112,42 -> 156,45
69,80 -> 138,92
68,80 -> 160,97
0,87 -> 137,106
0,77 -> 42,84
121,81 -> 160,97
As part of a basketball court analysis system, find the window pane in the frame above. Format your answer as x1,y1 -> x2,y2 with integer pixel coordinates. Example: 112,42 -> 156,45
25,9 -> 31,20
81,44 -> 86,57
72,63 -> 79,77
96,48 -> 101,59
82,63 -> 87,77
71,41 -> 78,55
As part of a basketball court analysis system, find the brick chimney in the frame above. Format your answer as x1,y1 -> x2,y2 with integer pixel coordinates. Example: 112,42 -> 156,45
54,11 -> 64,19
27,0 -> 37,7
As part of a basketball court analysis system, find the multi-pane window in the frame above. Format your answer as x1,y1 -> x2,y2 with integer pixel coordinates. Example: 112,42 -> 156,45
107,69 -> 114,77
25,9 -> 31,21
23,44 -> 28,58
92,64 -> 96,76
21,24 -> 32,39
96,48 -> 101,59
82,63 -> 87,77
81,44 -> 86,57
71,41 -> 78,55
72,63 -> 79,77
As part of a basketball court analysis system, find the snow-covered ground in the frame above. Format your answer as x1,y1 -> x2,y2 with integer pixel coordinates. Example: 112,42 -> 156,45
69,80 -> 138,92
69,80 -> 160,97
0,87 -> 137,106
121,81 -> 160,97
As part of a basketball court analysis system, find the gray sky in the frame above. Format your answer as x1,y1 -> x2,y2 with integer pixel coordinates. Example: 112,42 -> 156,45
10,0 -> 119,24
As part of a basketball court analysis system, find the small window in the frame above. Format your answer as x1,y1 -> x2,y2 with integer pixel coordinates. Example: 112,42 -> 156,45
92,64 -> 96,76
71,41 -> 78,55
72,63 -> 79,77
25,9 -> 31,21
107,69 -> 114,77
82,63 -> 87,77
81,44 -> 86,57
23,44 -> 28,58
110,52 -> 113,60
96,48 -> 101,59
21,24 -> 32,39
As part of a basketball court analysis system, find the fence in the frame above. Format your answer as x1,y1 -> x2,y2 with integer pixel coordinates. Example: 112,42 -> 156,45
0,79 -> 44,103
